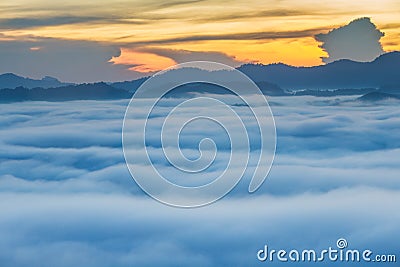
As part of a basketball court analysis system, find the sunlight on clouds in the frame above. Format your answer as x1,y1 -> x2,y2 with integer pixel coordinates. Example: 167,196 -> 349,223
164,38 -> 327,66
109,48 -> 177,72
380,28 -> 400,51
29,46 -> 42,51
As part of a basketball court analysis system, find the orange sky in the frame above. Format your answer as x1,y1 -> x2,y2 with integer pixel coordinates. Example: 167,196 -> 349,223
0,0 -> 399,75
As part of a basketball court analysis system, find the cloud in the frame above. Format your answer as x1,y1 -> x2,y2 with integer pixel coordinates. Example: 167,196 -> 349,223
0,189 -> 399,267
190,8 -> 355,23
0,38 -> 144,83
120,27 -> 329,45
0,16 -> 109,29
381,22 -> 400,30
154,0 -> 208,9
0,0 -> 207,31
1,96 -> 400,194
139,48 -> 245,66
1,1 -> 399,77
0,96 -> 400,266
110,47 -> 245,72
315,17 -> 385,63
109,48 -> 177,73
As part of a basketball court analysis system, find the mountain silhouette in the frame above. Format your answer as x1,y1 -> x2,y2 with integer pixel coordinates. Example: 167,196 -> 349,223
111,68 -> 288,96
0,73 -> 71,89
358,92 -> 400,102
0,83 -> 131,102
238,51 -> 400,90
111,77 -> 148,92
110,51 -> 399,93
1,51 -> 399,102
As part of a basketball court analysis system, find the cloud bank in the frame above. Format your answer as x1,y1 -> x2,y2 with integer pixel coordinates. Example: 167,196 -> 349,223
0,95 -> 399,266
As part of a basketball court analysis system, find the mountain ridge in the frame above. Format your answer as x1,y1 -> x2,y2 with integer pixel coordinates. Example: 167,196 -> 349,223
0,73 -> 72,89
0,51 -> 399,102
238,51 -> 400,90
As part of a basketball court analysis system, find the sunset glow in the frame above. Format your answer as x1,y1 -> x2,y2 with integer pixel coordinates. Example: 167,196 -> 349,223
109,48 -> 177,73
0,0 -> 399,80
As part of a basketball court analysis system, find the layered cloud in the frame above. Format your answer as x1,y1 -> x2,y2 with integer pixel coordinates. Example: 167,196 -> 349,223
1,96 -> 400,193
0,189 -> 399,267
0,95 -> 399,266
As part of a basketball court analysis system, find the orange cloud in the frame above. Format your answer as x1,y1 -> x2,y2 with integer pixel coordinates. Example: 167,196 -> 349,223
109,48 -> 177,73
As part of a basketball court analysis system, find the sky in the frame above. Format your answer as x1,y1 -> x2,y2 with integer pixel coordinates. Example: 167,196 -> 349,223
0,0 -> 399,82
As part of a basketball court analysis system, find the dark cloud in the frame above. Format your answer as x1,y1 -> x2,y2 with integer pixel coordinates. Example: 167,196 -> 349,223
0,1 -> 209,30
190,8 -> 356,23
380,22 -> 400,30
155,0 -> 208,9
119,27 -> 329,45
0,14 -> 189,30
0,16 -> 109,29
137,47 -> 244,66
189,9 -> 312,23
0,38 -> 143,83
315,17 -> 385,63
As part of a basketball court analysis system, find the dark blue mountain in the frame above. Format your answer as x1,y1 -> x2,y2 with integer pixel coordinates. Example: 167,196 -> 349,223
0,73 -> 71,89
0,83 -> 131,102
111,77 -> 148,92
110,51 -> 399,94
294,88 -> 377,96
238,51 -> 400,91
111,68 -> 288,96
358,92 -> 400,102
160,81 -> 288,98
1,51 -> 399,102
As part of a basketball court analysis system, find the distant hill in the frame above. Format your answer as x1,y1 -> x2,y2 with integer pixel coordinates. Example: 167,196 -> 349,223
111,68 -> 288,96
238,51 -> 400,91
294,88 -> 377,96
0,83 -> 131,102
0,73 -> 71,89
357,92 -> 400,102
114,51 -> 400,94
160,81 -> 288,98
379,84 -> 400,95
111,77 -> 148,92
0,51 -> 399,101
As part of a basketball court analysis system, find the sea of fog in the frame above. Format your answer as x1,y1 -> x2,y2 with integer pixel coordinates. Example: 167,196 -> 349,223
0,95 -> 399,266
